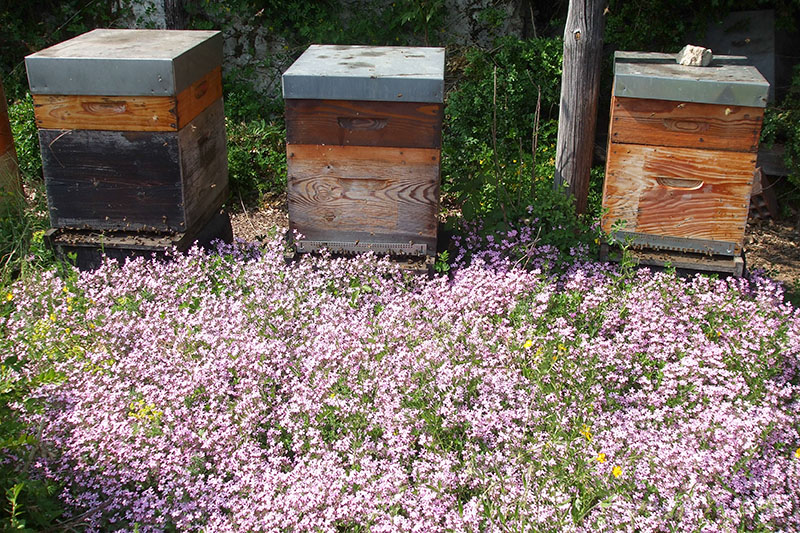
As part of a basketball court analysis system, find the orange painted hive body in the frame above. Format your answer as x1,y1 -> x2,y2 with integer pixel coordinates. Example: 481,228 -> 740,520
602,51 -> 769,256
25,29 -> 228,234
282,45 -> 445,257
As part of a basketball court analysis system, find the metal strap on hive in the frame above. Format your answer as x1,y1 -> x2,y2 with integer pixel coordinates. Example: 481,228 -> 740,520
295,240 -> 427,256
612,231 -> 736,256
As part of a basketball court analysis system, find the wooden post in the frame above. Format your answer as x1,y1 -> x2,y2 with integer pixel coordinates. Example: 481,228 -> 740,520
553,0 -> 604,214
0,77 -> 22,204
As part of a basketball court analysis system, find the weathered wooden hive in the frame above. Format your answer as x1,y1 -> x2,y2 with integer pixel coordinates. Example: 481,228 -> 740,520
0,78 -> 21,204
282,45 -> 445,257
602,51 -> 769,265
25,29 -> 228,235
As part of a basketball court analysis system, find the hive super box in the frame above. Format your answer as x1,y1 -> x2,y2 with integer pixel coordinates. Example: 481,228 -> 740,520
602,51 -> 769,257
282,45 -> 445,257
25,29 -> 228,234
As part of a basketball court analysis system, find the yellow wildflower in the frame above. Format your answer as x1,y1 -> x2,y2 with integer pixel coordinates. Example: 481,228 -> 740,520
523,339 -> 533,350
49,313 -> 57,322
596,453 -> 606,463
795,447 -> 800,459
579,424 -> 592,441
612,466 -> 622,478
62,287 -> 68,294
5,292 -> 12,302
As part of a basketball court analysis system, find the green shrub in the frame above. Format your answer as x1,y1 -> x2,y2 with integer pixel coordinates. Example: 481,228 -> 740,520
762,64 -> 800,198
0,320 -> 65,530
0,1 -> 133,100
7,94 -> 41,185
226,118 -> 287,204
1,96 -> 51,286
442,36 -> 566,225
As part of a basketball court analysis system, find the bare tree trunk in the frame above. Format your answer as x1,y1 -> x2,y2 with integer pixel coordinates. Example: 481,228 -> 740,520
164,0 -> 187,30
554,0 -> 605,214
0,78 -> 22,202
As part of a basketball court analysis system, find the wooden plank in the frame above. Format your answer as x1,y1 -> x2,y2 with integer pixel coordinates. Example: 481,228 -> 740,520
610,96 -> 763,152
287,144 -> 440,251
601,143 -> 755,251
0,86 -> 15,156
178,98 -> 228,232
0,78 -> 22,199
601,243 -> 744,276
40,128 -> 185,231
33,94 -> 178,132
285,99 -> 442,148
44,211 -> 232,271
175,66 -> 222,129
31,66 -> 222,132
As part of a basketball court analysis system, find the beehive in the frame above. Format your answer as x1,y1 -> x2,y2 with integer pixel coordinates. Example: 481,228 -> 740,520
25,29 -> 228,233
282,45 -> 445,257
0,78 -> 21,202
602,51 -> 769,256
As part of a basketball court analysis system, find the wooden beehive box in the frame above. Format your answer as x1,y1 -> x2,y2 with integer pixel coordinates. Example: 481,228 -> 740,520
25,29 -> 228,233
602,51 -> 769,257
0,78 -> 22,203
282,45 -> 445,257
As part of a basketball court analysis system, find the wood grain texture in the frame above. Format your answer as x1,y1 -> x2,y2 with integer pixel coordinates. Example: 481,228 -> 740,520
175,66 -> 222,129
0,78 -> 21,198
0,91 -> 14,156
287,144 -> 440,251
610,96 -> 763,152
34,94 -> 178,131
32,66 -> 222,132
285,99 -> 442,148
601,143 -> 755,251
553,0 -> 605,214
178,98 -> 228,231
40,128 -> 185,231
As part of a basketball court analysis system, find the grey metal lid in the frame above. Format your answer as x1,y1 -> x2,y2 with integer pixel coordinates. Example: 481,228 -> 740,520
25,29 -> 222,96
282,45 -> 445,103
613,51 -> 769,107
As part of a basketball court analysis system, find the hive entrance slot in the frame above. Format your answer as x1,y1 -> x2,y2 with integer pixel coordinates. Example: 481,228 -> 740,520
656,176 -> 704,190
296,240 -> 427,256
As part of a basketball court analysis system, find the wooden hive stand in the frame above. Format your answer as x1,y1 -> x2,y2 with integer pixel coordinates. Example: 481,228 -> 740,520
601,51 -> 769,276
25,29 -> 230,268
282,45 -> 444,262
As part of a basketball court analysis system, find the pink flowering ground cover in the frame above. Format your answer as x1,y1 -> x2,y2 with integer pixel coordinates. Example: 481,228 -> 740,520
1,231 -> 799,532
